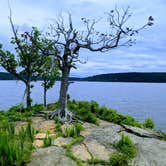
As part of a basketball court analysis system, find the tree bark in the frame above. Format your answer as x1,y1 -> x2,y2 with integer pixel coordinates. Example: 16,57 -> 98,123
44,81 -> 47,107
26,81 -> 31,109
59,67 -> 70,117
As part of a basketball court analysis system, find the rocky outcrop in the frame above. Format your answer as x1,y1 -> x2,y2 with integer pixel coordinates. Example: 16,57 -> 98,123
28,146 -> 77,166
28,119 -> 166,166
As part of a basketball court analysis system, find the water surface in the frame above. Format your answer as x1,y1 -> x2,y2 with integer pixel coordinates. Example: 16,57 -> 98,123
0,81 -> 165,131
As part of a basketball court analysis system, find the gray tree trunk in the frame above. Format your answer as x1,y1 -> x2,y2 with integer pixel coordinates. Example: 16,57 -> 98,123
44,81 -> 47,107
59,67 -> 70,117
26,81 -> 31,109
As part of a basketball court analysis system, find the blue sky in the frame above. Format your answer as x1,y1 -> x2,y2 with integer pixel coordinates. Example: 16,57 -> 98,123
0,0 -> 166,77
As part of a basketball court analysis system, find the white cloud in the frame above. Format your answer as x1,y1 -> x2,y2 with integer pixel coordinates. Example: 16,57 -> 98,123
0,0 -> 166,76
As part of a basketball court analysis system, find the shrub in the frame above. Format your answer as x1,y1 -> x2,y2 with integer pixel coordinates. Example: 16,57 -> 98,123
31,104 -> 44,113
68,100 -> 98,124
109,152 -> 129,166
47,102 -> 59,111
114,134 -> 137,159
143,118 -> 154,129
122,115 -> 142,128
68,100 -> 146,128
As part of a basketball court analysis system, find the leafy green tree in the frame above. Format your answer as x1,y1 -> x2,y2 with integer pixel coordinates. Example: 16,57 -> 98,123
40,57 -> 60,107
0,22 -> 43,109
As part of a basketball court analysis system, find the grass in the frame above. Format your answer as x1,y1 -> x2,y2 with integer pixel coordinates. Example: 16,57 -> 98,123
109,153 -> 130,166
0,120 -> 35,166
0,100 -> 153,130
63,123 -> 84,138
43,132 -> 52,147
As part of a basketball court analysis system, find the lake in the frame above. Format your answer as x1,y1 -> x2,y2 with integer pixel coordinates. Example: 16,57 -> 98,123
0,80 -> 166,131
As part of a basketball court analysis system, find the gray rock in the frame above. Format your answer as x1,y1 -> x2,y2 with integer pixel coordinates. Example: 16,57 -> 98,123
122,124 -> 162,139
28,120 -> 166,166
28,146 -> 77,166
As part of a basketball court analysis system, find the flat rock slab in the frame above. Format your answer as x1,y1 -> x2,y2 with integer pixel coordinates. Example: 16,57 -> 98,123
84,139 -> 114,161
121,131 -> 166,166
28,146 -> 77,166
33,140 -> 44,148
71,144 -> 92,161
122,124 -> 162,139
53,137 -> 73,146
32,117 -> 55,133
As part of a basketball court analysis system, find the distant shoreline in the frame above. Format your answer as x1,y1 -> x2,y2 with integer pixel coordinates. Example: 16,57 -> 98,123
1,72 -> 166,83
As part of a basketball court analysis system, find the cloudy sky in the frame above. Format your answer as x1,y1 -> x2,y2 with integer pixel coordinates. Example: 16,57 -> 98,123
0,0 -> 166,77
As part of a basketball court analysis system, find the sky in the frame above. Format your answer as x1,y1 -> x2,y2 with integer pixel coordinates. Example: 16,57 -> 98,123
0,0 -> 166,77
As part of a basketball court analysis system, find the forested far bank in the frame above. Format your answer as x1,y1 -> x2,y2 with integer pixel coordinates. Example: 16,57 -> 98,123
2,72 -> 166,83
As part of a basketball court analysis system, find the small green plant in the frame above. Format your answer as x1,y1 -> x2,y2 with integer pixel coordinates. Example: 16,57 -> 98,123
143,118 -> 155,129
63,123 -> 84,138
26,122 -> 35,142
43,132 -> 52,147
54,117 -> 63,136
114,134 -> 137,159
109,152 -> 129,166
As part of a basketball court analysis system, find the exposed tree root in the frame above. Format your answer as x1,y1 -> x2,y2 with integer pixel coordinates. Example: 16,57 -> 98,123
49,108 -> 77,123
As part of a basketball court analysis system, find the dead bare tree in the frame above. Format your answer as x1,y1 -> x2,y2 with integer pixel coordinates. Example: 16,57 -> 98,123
34,7 -> 154,122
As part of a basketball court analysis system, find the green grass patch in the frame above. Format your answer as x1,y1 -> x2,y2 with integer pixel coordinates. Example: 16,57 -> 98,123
43,132 -> 52,147
109,152 -> 130,166
114,134 -> 137,159
63,123 -> 84,138
0,121 -> 35,166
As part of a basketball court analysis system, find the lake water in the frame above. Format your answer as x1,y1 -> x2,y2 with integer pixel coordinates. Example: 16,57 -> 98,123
0,80 -> 166,131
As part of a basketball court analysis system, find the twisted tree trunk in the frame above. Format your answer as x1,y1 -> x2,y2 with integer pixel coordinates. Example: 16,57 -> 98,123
59,67 -> 70,116
49,66 -> 74,122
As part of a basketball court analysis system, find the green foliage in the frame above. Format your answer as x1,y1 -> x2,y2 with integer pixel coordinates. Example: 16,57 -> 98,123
0,27 -> 51,108
114,134 -> 137,159
41,57 -> 60,90
161,132 -> 166,141
109,153 -> 129,166
68,100 -> 142,127
30,104 -> 44,113
43,132 -> 52,147
63,123 -> 84,138
109,135 -> 137,166
88,158 -> 108,165
143,118 -> 155,129
47,102 -> 59,111
54,117 -> 63,136
68,100 -> 98,124
0,121 -> 34,166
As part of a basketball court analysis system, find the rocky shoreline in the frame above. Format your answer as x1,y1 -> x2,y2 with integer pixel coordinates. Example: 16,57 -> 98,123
19,117 -> 166,166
